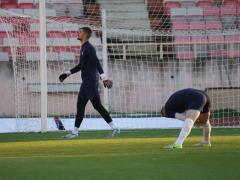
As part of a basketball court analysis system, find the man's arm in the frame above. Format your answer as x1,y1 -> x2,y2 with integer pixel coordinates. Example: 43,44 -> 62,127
88,46 -> 104,74
59,62 -> 81,82
97,59 -> 104,75
70,62 -> 81,74
89,47 -> 113,88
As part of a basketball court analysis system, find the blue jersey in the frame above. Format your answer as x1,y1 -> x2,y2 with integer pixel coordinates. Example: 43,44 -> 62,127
70,41 -> 104,83
70,41 -> 104,99
164,88 -> 210,118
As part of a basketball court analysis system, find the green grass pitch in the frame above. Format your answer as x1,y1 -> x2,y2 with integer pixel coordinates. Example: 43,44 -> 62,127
0,128 -> 239,180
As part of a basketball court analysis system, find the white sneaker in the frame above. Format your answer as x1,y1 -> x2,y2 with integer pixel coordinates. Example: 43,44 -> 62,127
63,133 -> 78,139
111,128 -> 120,137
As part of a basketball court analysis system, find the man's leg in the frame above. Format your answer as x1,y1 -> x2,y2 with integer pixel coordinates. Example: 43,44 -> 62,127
174,109 -> 200,145
194,112 -> 211,147
90,96 -> 120,136
165,109 -> 200,149
74,97 -> 89,133
64,96 -> 88,138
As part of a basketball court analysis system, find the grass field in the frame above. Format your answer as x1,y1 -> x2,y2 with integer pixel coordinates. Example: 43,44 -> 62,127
0,128 -> 239,180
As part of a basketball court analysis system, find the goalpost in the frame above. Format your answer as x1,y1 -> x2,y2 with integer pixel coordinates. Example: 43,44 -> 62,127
39,0 -> 48,132
0,0 -> 240,133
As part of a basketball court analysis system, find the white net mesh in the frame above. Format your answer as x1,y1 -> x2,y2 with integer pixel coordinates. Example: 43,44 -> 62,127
0,0 -> 240,132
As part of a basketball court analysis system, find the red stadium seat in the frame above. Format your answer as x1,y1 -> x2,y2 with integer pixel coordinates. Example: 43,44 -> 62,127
175,36 -> 191,43
0,32 -> 13,38
208,35 -> 225,43
196,0 -> 213,7
220,5 -> 237,28
19,37 -> 37,45
223,0 -> 238,6
172,22 -> 189,31
205,21 -> 222,30
209,50 -> 228,59
220,5 -> 237,16
1,3 -> 17,9
225,35 -> 240,42
0,38 -> 3,45
52,47 -> 67,53
176,51 -> 194,59
191,35 -> 208,43
237,5 -> 240,16
62,31 -> 78,38
18,3 -> 35,9
18,46 -> 39,53
189,22 -> 205,31
47,31 -> 64,38
15,32 -> 39,38
203,6 -> 220,16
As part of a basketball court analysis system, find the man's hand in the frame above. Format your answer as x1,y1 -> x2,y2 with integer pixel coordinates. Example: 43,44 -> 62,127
100,74 -> 113,89
59,71 -> 71,82
103,79 -> 113,89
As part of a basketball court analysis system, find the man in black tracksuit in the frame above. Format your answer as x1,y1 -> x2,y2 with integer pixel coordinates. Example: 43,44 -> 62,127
59,27 -> 119,138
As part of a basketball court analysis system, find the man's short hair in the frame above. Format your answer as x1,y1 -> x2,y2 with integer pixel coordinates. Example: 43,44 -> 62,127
80,27 -> 92,39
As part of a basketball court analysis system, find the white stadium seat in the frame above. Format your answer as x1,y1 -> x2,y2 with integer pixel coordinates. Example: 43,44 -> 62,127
24,9 -> 39,16
8,9 -> 24,14
23,9 -> 56,16
47,23 -> 63,32
59,52 -> 75,61
30,23 -> 39,32
46,9 -> 57,16
51,38 -> 69,45
36,38 -> 52,45
187,7 -> 203,16
69,38 -> 80,46
26,52 -> 40,61
18,0 -> 34,3
3,37 -> 19,46
171,8 -> 187,17
63,23 -> 79,32
0,23 -> 14,32
0,52 -> 9,62
47,52 -> 59,61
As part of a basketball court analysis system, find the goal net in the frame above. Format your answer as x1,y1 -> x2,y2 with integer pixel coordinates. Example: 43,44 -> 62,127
0,0 -> 239,132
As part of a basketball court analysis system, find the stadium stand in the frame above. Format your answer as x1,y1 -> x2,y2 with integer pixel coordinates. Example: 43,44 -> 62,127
196,0 -> 213,7
164,0 -> 240,59
0,0 -> 240,62
0,0 -> 102,61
